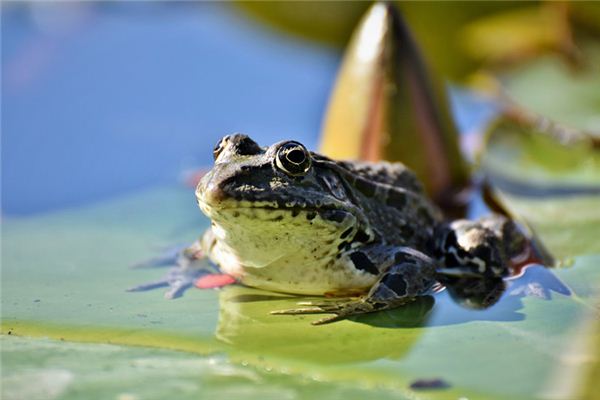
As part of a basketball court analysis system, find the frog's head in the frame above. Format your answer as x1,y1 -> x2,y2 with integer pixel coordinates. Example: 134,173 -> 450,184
196,134 -> 369,271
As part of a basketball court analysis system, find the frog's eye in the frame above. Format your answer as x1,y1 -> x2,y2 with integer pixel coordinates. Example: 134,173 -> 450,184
213,136 -> 228,160
275,141 -> 312,176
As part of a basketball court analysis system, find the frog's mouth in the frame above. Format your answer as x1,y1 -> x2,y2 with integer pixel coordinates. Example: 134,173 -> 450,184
196,176 -> 358,215
198,198 -> 352,226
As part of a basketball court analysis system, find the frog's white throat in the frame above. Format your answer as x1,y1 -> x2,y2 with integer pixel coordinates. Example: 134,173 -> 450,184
206,206 -> 353,271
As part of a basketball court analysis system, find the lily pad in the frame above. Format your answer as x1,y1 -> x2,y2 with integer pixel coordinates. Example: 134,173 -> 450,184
1,335 -> 421,400
2,177 -> 599,399
502,44 -> 600,136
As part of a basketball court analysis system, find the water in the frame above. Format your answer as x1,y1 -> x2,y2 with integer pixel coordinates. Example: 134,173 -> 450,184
2,2 -> 336,215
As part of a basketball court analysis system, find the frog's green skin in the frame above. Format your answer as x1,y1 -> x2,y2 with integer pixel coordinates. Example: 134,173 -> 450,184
189,134 -> 527,324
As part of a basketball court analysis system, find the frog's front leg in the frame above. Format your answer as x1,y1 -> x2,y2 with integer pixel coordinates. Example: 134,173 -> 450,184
272,247 -> 438,325
128,229 -> 221,298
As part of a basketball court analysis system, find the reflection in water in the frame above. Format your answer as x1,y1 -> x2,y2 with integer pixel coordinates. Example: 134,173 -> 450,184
215,286 -> 432,364
441,276 -> 506,309
507,264 -> 572,299
213,263 -> 571,364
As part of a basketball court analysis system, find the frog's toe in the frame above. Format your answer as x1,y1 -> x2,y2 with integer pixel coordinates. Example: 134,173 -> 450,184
270,306 -> 330,315
271,299 -> 394,325
129,239 -> 218,299
271,304 -> 367,325
296,298 -> 354,307
311,314 -> 349,325
128,261 -> 211,299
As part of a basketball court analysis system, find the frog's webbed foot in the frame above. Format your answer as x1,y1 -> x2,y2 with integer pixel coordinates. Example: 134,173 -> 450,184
128,241 -> 218,299
273,247 -> 437,325
272,298 -> 413,325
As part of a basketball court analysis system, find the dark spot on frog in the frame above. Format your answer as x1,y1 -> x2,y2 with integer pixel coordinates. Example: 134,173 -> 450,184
320,209 -> 346,223
340,228 -> 353,239
337,241 -> 351,251
291,209 -> 300,217
355,178 -> 376,197
394,251 -> 413,264
349,251 -> 379,275
417,207 -> 434,224
399,224 -> 414,238
232,211 -> 240,218
354,229 -> 371,243
386,189 -> 407,209
306,211 -> 316,220
271,215 -> 284,222
380,272 -> 408,297
409,378 -> 451,390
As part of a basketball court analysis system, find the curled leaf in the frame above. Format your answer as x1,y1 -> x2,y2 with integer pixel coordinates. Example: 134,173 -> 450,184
319,2 -> 467,202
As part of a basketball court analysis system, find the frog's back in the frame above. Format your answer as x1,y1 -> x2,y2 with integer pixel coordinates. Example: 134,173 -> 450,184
312,156 -> 442,251
337,159 -> 425,194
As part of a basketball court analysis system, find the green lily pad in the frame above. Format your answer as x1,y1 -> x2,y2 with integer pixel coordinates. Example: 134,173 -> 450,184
474,50 -> 600,399
502,44 -> 600,136
1,335 -> 424,400
479,52 -> 600,260
2,178 -> 599,399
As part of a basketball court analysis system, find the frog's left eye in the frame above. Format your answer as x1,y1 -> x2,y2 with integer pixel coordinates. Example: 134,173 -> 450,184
275,141 -> 312,176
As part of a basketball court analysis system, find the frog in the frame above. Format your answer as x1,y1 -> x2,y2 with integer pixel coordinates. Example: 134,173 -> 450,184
132,133 -> 530,324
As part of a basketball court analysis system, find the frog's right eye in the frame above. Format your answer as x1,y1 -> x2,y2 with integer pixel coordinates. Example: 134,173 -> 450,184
213,136 -> 228,160
275,141 -> 312,176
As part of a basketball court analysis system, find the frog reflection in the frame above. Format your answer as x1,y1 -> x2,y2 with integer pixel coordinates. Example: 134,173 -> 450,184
212,265 -> 568,363
214,285 -> 434,364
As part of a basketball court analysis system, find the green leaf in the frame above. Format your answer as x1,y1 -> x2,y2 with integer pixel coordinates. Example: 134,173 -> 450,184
502,44 -> 600,136
1,335 -> 422,400
2,182 -> 599,399
477,48 -> 600,398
